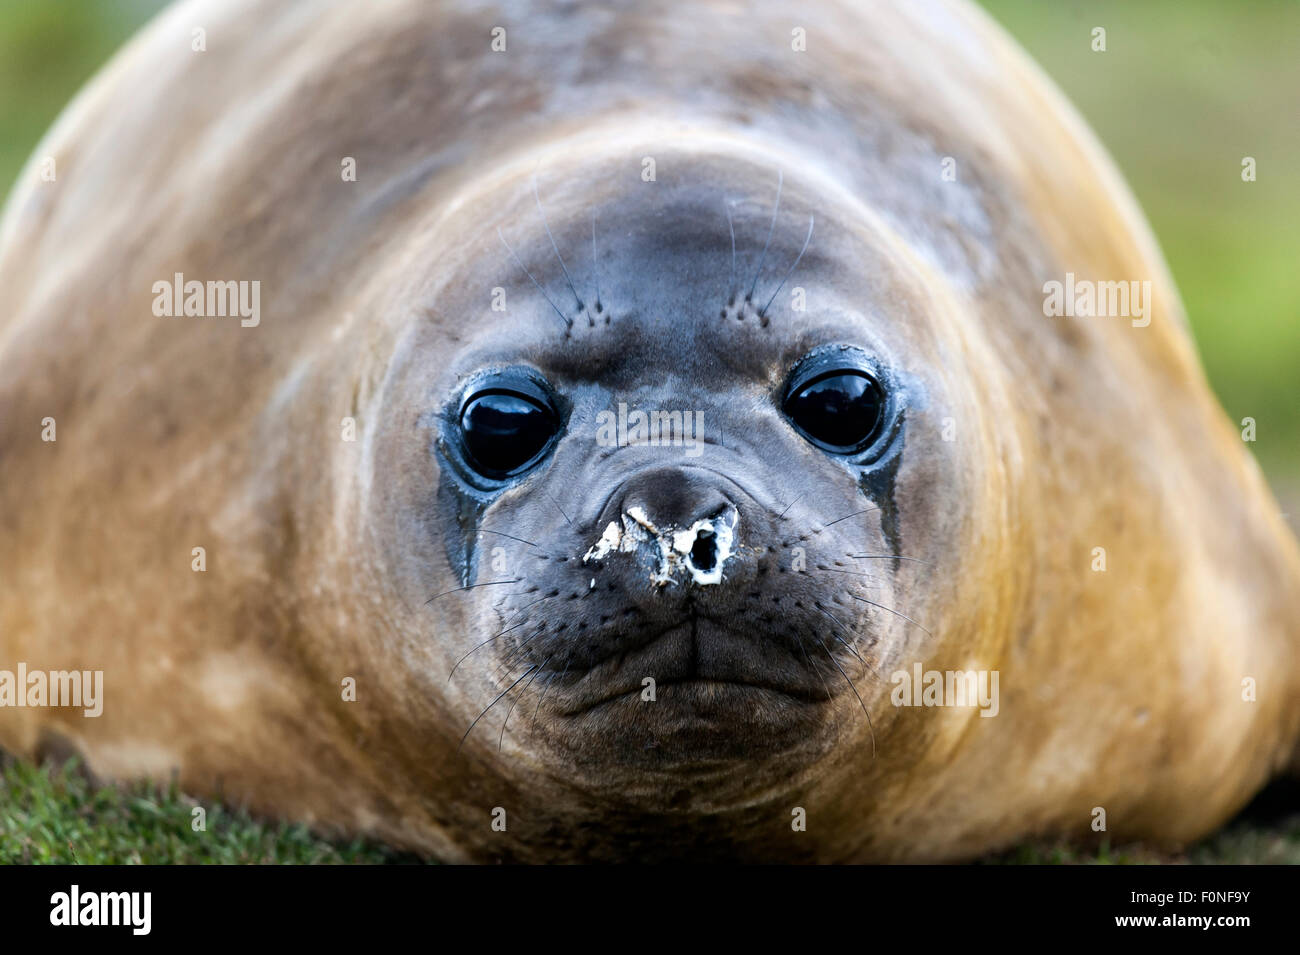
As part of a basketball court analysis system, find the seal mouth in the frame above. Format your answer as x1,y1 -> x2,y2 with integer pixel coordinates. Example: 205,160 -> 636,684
548,616 -> 836,717
569,677 -> 828,716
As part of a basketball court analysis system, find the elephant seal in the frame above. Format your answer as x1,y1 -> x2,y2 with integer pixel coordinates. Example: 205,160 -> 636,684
1,0 -> 1297,863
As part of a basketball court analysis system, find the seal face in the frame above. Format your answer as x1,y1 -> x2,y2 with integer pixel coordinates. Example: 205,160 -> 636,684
414,163 -> 943,794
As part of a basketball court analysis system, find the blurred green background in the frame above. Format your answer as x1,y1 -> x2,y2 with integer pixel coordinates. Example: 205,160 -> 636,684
0,0 -> 1296,865
979,0 -> 1300,521
1,0 -> 1295,515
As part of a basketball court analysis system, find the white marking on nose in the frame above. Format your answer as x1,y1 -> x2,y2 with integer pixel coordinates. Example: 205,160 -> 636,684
582,521 -> 623,564
672,510 -> 737,586
580,506 -> 738,586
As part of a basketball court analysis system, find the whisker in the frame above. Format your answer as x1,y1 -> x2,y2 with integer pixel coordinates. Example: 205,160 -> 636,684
479,528 -> 541,549
812,605 -> 865,664
745,169 -> 783,304
725,200 -> 737,306
827,631 -> 870,675
498,226 -> 571,330
823,506 -> 880,528
832,634 -> 879,681
850,593 -> 933,637
447,619 -> 532,681
590,210 -> 602,315
813,633 -> 876,758
459,664 -> 539,751
426,578 -> 522,605
777,492 -> 804,520
533,177 -> 584,311
500,654 -> 552,751
816,566 -> 884,583
813,604 -> 884,683
850,554 -> 931,564
496,624 -> 549,675
497,590 -> 559,628
501,585 -> 542,598
796,634 -> 834,702
546,490 -> 574,528
759,215 -> 814,325
532,657 -> 571,726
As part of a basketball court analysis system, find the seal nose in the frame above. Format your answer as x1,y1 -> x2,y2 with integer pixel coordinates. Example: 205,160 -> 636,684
688,526 -> 720,573
582,468 -> 740,587
617,468 -> 731,532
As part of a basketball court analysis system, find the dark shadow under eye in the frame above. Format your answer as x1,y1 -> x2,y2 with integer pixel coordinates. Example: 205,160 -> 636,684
460,390 -> 557,477
783,370 -> 885,454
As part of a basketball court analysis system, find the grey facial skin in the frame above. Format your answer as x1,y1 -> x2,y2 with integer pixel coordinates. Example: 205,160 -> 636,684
377,153 -> 963,806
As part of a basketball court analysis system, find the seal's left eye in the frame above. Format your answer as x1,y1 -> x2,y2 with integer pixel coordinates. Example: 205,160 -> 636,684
459,389 -> 559,478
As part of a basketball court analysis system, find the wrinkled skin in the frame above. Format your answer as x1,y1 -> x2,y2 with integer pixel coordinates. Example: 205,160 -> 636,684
0,0 -> 1297,862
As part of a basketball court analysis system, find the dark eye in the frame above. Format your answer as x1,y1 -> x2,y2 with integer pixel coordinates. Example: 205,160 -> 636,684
783,368 -> 885,454
459,388 -> 559,478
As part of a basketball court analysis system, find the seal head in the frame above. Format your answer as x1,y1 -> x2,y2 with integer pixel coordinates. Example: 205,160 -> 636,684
358,143 -> 987,817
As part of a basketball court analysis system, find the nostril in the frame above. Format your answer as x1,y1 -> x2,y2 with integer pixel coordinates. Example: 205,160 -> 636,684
689,528 -> 718,572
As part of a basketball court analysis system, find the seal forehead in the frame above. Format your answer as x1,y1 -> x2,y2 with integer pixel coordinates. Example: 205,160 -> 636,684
403,148 -> 949,398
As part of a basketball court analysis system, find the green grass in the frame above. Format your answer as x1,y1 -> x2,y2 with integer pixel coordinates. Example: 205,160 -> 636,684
0,757 -> 421,865
4,755 -> 1298,864
991,816 -> 1300,865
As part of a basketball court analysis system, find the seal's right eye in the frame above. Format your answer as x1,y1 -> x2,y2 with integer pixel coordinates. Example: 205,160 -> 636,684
459,388 -> 559,479
782,367 -> 885,455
